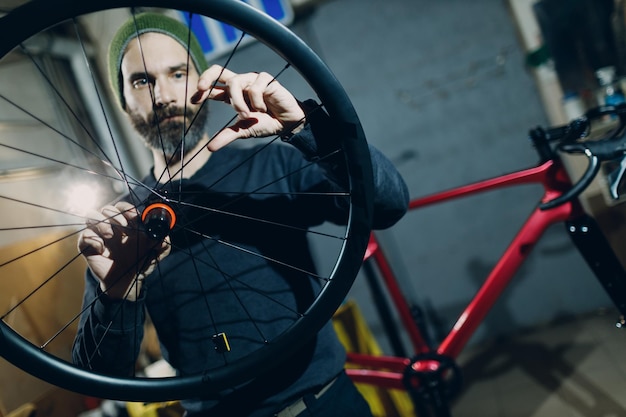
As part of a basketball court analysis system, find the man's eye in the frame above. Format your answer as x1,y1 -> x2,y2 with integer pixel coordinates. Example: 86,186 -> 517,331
132,78 -> 149,89
173,71 -> 186,80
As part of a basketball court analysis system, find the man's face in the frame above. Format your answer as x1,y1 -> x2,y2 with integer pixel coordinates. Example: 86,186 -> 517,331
120,32 -> 209,158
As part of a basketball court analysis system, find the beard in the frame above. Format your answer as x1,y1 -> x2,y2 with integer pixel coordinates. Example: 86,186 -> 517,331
130,103 -> 210,159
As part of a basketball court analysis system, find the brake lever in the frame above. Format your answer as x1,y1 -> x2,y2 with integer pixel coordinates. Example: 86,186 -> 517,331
603,104 -> 626,199
606,156 -> 626,200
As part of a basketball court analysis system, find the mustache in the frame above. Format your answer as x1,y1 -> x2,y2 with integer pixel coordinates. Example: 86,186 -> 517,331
150,106 -> 194,123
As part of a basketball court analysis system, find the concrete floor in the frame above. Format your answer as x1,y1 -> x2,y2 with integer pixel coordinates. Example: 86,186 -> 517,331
451,307 -> 626,417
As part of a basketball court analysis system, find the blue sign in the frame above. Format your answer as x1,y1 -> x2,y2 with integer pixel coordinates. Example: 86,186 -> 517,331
178,0 -> 294,61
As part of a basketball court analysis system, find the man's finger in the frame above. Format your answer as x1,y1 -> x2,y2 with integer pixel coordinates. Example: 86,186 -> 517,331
78,228 -> 106,256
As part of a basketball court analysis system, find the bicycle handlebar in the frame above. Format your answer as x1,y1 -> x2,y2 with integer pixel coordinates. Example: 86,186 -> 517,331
536,103 -> 626,210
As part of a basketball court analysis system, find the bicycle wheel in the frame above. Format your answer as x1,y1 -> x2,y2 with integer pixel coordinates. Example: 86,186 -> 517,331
0,0 -> 373,402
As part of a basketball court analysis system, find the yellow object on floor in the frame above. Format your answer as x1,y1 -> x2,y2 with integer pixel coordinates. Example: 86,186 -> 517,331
126,401 -> 184,417
333,299 -> 415,417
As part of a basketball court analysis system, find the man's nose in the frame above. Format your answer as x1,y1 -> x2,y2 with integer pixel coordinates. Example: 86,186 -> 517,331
153,79 -> 176,107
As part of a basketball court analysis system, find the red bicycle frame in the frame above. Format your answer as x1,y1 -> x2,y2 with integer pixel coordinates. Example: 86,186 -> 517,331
341,106 -> 626,417
346,158 -> 583,390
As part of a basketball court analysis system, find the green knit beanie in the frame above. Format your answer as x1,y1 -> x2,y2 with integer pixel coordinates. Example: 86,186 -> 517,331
108,12 -> 209,109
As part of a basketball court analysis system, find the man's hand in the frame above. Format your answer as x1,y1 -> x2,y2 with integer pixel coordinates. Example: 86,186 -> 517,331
191,65 -> 306,151
78,201 -> 171,301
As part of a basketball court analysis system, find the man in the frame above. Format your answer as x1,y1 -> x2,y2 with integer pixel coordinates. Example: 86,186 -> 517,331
73,12 -> 409,417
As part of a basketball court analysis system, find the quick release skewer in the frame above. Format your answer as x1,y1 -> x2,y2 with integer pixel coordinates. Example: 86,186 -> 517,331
141,202 -> 177,240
